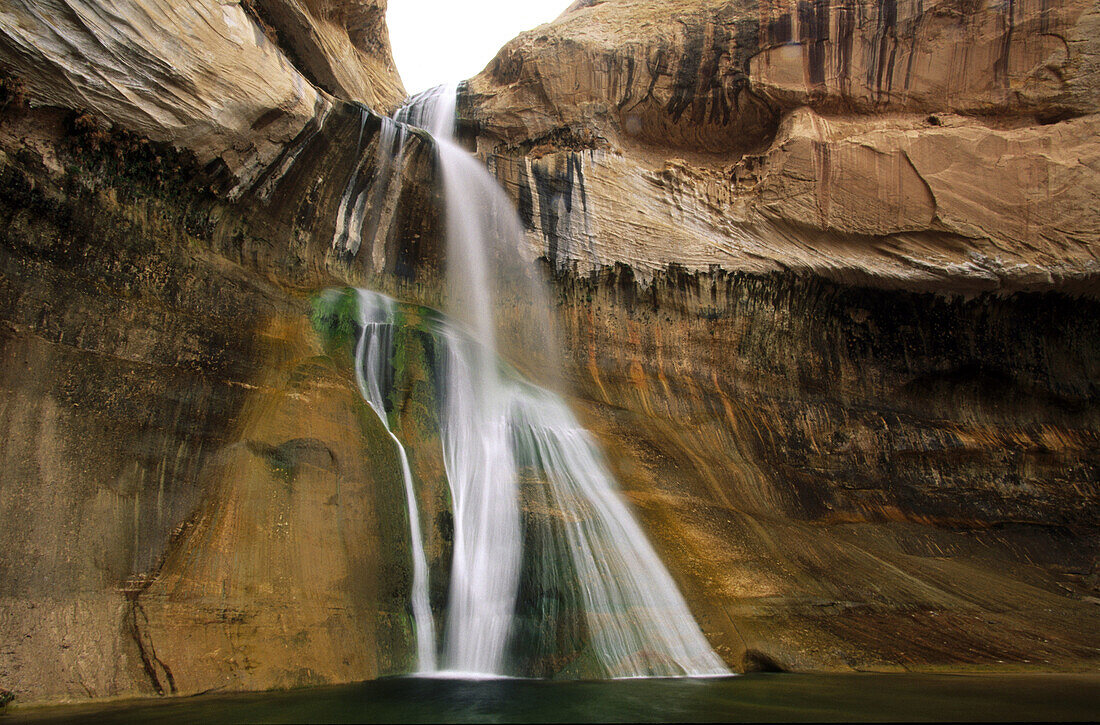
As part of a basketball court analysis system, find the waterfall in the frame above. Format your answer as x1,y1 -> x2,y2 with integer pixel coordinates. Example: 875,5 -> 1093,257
509,386 -> 729,677
408,84 -> 529,675
334,112 -> 410,260
341,84 -> 728,678
395,83 -> 456,138
435,323 -> 521,676
353,290 -> 437,673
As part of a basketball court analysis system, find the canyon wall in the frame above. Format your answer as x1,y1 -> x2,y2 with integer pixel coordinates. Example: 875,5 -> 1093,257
466,0 -> 1100,292
0,0 -> 443,704
0,0 -> 1097,708
0,102 -> 433,702
464,0 -> 1100,672
556,267 -> 1099,671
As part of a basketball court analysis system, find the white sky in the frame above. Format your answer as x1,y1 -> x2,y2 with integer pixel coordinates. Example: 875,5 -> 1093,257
387,0 -> 573,95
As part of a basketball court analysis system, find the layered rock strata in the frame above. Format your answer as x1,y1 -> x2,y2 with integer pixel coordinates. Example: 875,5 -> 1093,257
461,0 -> 1100,673
465,0 -> 1100,292
0,1 -> 405,185
249,0 -> 405,111
556,266 -> 1099,671
0,85 -> 442,703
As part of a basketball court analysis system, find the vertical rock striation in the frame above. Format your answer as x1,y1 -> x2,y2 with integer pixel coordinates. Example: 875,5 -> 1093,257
464,0 -> 1100,292
463,0 -> 1100,673
0,2 -> 434,703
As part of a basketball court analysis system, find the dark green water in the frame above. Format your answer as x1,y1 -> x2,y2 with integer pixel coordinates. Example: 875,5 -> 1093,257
4,674 -> 1098,723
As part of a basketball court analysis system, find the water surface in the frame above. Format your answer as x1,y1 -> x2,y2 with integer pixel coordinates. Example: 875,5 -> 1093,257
6,673 -> 1098,723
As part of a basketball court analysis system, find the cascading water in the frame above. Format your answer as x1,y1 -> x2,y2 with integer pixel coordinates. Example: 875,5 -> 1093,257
413,84 -> 531,675
352,290 -> 437,673
340,84 -> 728,678
395,83 -> 457,138
509,387 -> 728,677
435,323 -> 521,676
333,112 -> 410,264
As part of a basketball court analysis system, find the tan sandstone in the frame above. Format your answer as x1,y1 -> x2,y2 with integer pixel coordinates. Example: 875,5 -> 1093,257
0,1 -> 405,184
466,0 -> 1100,293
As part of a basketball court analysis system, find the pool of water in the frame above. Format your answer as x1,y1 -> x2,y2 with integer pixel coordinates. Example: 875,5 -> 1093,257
5,673 -> 1098,723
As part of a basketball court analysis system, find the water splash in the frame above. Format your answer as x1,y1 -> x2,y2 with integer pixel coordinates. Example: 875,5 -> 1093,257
396,84 -> 457,139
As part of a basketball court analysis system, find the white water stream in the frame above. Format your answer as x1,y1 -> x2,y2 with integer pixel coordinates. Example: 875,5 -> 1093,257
333,114 -> 410,260
353,291 -> 437,673
344,84 -> 728,678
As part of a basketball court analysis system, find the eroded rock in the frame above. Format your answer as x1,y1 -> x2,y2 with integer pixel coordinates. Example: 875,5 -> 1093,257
0,1 -> 405,185
463,0 -> 1100,675
466,0 -> 1100,294
250,0 -> 405,112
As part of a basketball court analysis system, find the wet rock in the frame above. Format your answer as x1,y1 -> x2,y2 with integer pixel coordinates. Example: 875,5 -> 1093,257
0,99 -> 441,703
740,649 -> 786,673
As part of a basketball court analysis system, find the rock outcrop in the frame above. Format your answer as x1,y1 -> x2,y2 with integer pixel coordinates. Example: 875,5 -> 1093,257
249,0 -> 406,111
0,1 -> 405,184
492,0 -> 1099,145
0,92 -> 450,701
465,0 -> 1100,293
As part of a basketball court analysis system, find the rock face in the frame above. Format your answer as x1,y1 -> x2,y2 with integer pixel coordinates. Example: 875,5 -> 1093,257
465,0 -> 1100,292
0,65 -> 440,702
0,1 -> 404,183
555,267 -> 1100,671
476,0 -> 1099,144
250,0 -> 406,111
461,0 -> 1100,674
0,0 -> 1098,710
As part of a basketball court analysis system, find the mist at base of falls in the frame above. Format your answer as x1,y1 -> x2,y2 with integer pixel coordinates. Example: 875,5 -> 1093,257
324,83 -> 728,679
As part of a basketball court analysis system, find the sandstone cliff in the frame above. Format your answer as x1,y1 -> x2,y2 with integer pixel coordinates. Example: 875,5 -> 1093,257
0,0 -> 405,184
0,101 -> 439,702
249,0 -> 405,111
461,0 -> 1100,674
0,0 -> 438,703
465,0 -> 1100,293
0,0 -> 1097,709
